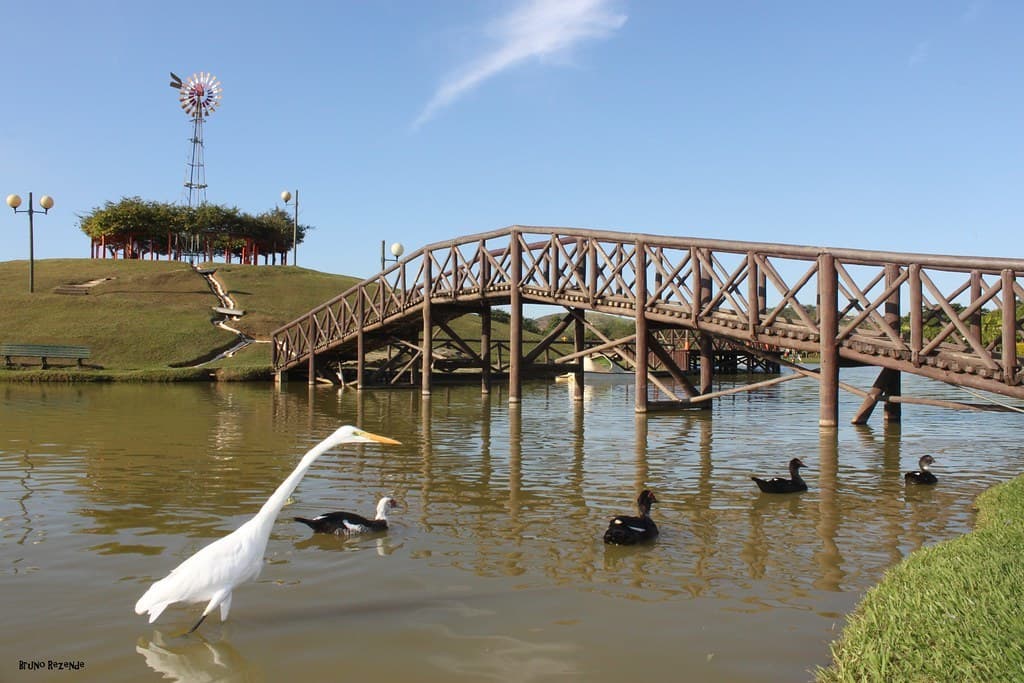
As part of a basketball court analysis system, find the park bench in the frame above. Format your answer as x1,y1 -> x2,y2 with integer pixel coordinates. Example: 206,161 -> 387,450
1,343 -> 91,369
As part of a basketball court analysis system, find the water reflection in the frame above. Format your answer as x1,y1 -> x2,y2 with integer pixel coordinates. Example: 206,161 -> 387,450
814,430 -> 843,591
3,373 -> 1023,682
136,631 -> 257,682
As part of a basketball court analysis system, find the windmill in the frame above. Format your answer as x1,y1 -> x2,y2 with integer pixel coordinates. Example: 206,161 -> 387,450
169,71 -> 222,208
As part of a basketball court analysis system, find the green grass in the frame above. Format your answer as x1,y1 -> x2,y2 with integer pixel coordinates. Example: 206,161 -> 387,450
0,258 -> 547,379
817,475 -> 1024,682
212,265 -> 362,339
0,259 -> 359,377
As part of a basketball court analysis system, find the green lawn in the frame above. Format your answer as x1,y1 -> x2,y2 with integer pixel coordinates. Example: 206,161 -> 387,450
818,474 -> 1024,682
0,258 -> 552,379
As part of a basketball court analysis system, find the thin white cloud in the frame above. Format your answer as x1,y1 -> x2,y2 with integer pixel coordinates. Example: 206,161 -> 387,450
908,40 -> 930,66
962,0 -> 985,22
413,0 -> 627,129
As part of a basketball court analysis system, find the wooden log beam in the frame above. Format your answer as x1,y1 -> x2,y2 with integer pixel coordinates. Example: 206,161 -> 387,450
883,264 -> 901,423
682,372 -> 805,404
436,320 -> 484,365
635,241 -> 649,413
646,335 -> 698,398
554,334 -> 636,364
421,256 -> 433,396
573,310 -> 584,401
851,367 -> 898,425
886,395 -> 1015,412
818,253 -> 839,427
481,307 -> 491,394
523,313 -> 573,363
509,231 -> 523,403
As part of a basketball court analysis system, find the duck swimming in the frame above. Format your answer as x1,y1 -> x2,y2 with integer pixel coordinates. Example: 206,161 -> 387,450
905,455 -> 938,485
295,496 -> 398,536
752,458 -> 808,493
603,490 -> 659,545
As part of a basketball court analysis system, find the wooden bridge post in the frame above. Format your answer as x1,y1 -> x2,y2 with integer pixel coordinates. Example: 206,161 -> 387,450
307,312 -> 315,385
695,248 -> 713,408
634,241 -> 649,413
883,264 -> 901,423
480,247 -> 492,395
747,252 -> 759,336
509,232 -> 523,403
356,287 -> 365,390
421,256 -> 433,396
909,264 -> 922,367
970,271 -> 982,344
481,306 -> 491,394
1002,269 -> 1018,385
573,308 -> 585,401
818,253 -> 839,427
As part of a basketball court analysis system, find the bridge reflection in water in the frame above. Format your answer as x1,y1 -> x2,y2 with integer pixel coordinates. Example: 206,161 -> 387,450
2,378 -> 1014,681
274,226 -> 1024,428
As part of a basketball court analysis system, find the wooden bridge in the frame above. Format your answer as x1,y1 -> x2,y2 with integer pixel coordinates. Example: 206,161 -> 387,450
272,225 -> 1024,426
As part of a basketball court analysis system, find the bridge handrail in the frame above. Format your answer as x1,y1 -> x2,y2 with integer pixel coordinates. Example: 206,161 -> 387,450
273,224 -> 1024,397
274,224 -> 1024,334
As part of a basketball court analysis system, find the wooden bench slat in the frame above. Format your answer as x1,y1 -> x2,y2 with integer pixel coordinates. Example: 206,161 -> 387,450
1,343 -> 91,368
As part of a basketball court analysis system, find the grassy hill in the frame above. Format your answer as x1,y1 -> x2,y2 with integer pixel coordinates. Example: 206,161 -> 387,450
0,258 -> 543,380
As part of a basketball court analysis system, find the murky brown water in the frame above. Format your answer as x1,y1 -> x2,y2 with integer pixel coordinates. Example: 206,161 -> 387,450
2,370 -> 1022,682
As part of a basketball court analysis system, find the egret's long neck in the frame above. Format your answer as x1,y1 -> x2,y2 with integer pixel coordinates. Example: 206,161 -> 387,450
251,438 -> 337,533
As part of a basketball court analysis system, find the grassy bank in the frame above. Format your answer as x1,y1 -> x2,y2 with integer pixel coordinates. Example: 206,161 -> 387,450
0,259 -> 364,378
817,475 -> 1024,682
0,258 -> 534,380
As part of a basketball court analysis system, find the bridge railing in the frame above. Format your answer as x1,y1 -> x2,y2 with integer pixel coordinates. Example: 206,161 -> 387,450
273,225 -> 1024,395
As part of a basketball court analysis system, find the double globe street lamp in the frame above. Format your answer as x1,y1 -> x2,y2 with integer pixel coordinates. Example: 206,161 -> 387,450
6,192 -> 54,293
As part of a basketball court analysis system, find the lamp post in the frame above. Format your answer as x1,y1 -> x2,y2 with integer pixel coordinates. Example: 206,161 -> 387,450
6,192 -> 54,293
380,240 -> 404,271
280,190 -> 298,266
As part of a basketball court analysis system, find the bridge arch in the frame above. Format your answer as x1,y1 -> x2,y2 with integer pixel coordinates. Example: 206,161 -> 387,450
273,225 -> 1024,426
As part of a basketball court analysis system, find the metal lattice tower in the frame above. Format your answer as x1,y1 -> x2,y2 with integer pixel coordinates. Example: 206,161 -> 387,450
169,71 -> 222,208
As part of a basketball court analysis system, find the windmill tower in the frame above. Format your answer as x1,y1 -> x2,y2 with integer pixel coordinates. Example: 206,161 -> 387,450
169,71 -> 222,207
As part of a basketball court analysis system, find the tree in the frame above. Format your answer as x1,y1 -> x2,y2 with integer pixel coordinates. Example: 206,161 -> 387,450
78,197 -> 312,264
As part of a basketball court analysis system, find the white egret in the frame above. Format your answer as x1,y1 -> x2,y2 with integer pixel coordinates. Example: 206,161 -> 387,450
134,425 -> 401,633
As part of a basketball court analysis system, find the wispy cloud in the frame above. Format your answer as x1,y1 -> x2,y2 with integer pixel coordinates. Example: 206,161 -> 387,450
962,0 -> 985,22
413,0 -> 627,129
908,40 -> 930,66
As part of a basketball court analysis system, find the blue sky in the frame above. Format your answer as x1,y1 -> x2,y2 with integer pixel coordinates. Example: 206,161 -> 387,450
2,1 -> 1020,278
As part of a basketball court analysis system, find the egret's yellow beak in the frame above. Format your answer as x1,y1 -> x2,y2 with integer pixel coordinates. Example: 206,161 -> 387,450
358,430 -> 402,445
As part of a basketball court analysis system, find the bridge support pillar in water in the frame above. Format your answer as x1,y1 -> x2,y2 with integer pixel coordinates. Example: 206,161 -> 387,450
509,235 -> 523,403
356,291 -> 366,390
480,307 -> 491,395
572,311 -> 585,401
818,254 -> 839,427
421,258 -> 433,396
634,243 -> 648,413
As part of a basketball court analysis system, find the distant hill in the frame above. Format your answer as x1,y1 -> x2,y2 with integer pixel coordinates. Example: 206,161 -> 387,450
533,310 -> 635,340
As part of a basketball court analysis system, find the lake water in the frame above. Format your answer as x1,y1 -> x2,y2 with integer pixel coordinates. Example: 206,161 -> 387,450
1,369 -> 1022,682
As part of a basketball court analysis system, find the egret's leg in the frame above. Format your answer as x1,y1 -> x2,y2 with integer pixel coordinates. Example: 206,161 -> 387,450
188,589 -> 229,635
186,613 -> 208,634
219,592 -> 233,622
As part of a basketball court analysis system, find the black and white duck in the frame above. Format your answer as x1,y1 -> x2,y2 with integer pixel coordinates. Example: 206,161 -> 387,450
905,455 -> 938,485
752,458 -> 808,493
603,490 -> 659,545
295,496 -> 398,536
